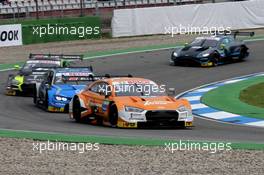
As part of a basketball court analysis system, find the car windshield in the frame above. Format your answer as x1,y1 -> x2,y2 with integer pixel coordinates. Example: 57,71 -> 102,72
190,39 -> 218,48
54,75 -> 93,85
23,60 -> 61,71
54,70 -> 92,85
114,83 -> 166,97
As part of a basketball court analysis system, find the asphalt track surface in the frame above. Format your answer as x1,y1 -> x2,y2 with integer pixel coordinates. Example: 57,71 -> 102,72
0,41 -> 264,143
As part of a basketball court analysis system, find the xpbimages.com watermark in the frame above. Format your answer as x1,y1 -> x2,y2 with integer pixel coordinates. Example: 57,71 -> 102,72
164,140 -> 232,153
32,24 -> 100,38
32,140 -> 100,154
164,24 -> 232,37
97,83 -> 167,96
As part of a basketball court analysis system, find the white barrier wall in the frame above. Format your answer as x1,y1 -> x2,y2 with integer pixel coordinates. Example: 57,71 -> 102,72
112,0 -> 264,37
0,24 -> 22,47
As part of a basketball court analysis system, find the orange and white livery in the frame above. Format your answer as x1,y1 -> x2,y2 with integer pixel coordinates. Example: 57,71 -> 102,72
69,77 -> 193,128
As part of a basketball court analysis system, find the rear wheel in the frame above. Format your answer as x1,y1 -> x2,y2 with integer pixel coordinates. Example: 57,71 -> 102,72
33,86 -> 37,105
72,97 -> 81,122
109,104 -> 118,127
239,46 -> 247,60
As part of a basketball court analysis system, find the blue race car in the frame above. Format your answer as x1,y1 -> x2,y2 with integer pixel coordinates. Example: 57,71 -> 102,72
34,67 -> 94,112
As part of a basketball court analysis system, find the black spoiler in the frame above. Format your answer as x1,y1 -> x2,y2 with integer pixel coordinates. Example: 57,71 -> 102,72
215,30 -> 255,39
85,74 -> 133,81
60,74 -> 132,82
233,31 -> 255,39
29,54 -> 83,61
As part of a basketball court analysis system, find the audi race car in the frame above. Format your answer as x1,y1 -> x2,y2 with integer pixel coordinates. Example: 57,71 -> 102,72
69,75 -> 193,128
34,67 -> 94,112
170,31 -> 254,67
5,53 -> 83,96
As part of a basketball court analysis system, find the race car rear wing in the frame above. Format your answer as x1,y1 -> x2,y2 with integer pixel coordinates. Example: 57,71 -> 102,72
104,74 -> 133,78
59,74 -> 133,82
31,67 -> 56,73
61,66 -> 94,72
233,31 -> 255,39
215,30 -> 255,38
86,74 -> 133,81
29,54 -> 83,61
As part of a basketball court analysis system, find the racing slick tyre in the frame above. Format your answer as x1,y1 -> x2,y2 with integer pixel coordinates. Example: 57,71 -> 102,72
211,52 -> 220,66
33,86 -> 37,105
44,90 -> 49,111
239,46 -> 247,60
72,97 -> 82,123
173,61 -> 179,66
109,104 -> 118,127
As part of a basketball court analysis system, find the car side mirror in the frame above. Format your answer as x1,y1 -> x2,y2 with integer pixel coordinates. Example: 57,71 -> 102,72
14,65 -> 20,70
167,88 -> 176,96
220,44 -> 226,50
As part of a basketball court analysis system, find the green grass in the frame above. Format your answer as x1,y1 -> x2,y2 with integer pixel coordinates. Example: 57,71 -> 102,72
0,16 -> 102,44
202,76 -> 264,119
0,129 -> 264,150
240,82 -> 264,108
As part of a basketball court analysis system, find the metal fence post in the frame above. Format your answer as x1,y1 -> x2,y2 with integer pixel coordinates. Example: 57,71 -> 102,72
35,0 -> 39,19
114,0 -> 117,8
95,1 -> 99,16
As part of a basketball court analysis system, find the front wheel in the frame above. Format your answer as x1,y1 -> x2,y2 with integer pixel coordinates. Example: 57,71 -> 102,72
72,97 -> 81,123
239,46 -> 248,60
173,61 -> 179,66
33,86 -> 37,105
44,91 -> 49,111
211,52 -> 220,66
109,104 -> 118,127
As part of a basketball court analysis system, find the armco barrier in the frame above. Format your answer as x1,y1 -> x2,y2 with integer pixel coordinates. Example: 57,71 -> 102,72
112,0 -> 264,37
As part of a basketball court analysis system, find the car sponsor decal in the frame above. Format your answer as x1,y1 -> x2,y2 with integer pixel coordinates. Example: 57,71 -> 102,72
119,122 -> 137,128
144,101 -> 173,106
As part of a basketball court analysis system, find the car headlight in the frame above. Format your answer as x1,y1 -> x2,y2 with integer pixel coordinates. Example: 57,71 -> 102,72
55,96 -> 68,102
125,106 -> 144,113
173,52 -> 178,57
177,105 -> 192,115
178,105 -> 188,112
202,53 -> 210,57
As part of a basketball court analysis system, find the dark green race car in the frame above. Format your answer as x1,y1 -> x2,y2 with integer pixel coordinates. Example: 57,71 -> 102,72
5,54 -> 83,96
170,31 -> 254,67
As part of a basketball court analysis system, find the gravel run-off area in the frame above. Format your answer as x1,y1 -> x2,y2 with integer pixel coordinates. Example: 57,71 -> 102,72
0,138 -> 264,175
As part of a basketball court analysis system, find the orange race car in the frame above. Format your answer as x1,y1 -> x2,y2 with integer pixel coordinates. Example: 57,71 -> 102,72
69,75 -> 193,128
